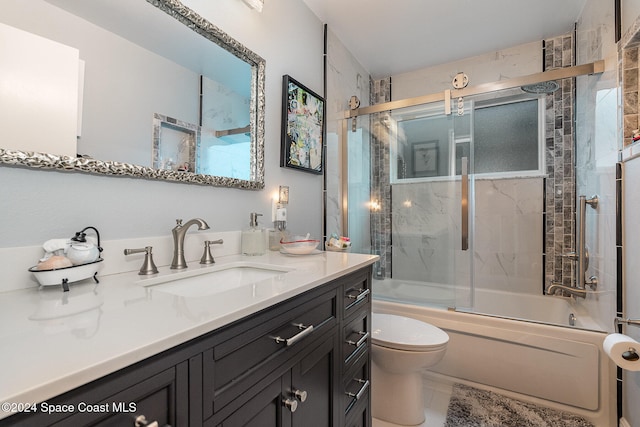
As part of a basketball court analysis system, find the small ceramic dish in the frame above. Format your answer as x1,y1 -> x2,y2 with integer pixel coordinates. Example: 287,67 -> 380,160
325,242 -> 351,252
29,258 -> 103,290
280,236 -> 321,255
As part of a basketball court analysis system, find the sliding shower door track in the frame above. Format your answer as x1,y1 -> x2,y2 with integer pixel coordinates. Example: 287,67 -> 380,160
344,60 -> 604,118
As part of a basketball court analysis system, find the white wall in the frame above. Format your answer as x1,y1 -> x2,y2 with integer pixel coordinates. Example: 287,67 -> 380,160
588,0 -> 640,425
623,156 -> 640,427
0,0 -> 324,250
620,2 -> 640,427
391,41 -> 542,100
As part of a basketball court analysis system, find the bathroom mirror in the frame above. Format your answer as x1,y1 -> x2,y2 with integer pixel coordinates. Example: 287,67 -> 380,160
0,0 -> 265,189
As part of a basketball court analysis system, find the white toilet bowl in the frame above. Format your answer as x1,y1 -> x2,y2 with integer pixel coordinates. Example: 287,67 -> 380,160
371,313 -> 449,426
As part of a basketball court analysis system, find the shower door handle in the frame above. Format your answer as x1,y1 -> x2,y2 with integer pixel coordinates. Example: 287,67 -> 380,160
461,157 -> 469,251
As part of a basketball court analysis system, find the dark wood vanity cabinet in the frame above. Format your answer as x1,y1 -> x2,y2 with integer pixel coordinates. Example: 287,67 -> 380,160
0,349 -> 191,427
341,271 -> 372,427
216,333 -> 339,427
1,266 -> 372,427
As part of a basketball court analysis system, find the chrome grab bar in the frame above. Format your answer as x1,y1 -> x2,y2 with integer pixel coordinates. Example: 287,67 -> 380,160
461,157 -> 469,251
548,194 -> 599,298
615,317 -> 640,328
578,195 -> 598,291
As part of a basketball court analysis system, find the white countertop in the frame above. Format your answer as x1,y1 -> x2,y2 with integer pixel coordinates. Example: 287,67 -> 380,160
0,251 -> 377,420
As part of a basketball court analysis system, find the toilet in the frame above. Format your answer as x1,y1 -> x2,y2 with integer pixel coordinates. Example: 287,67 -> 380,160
371,313 -> 449,426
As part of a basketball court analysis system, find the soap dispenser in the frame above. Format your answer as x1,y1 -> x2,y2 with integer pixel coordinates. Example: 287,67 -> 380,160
242,212 -> 266,256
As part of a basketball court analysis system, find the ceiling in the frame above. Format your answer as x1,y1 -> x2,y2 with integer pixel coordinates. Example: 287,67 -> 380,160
302,0 -> 587,79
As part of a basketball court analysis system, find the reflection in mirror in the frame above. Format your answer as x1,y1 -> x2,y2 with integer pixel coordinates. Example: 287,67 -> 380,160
0,0 -> 265,189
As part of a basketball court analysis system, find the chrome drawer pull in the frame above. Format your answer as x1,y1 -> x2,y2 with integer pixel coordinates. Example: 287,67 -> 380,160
346,379 -> 370,401
273,323 -> 315,346
346,288 -> 370,303
346,331 -> 369,347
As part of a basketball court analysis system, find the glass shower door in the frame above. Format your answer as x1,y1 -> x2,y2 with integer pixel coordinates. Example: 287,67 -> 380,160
390,101 -> 473,308
346,100 -> 473,309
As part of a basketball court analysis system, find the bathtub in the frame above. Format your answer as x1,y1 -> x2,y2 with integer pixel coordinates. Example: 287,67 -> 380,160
372,279 -> 616,426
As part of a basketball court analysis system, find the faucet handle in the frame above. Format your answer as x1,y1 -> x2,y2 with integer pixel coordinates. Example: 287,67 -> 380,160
200,239 -> 223,264
124,246 -> 159,275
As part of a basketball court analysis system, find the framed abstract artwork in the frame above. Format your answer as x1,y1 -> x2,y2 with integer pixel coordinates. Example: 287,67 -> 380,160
280,75 -> 325,174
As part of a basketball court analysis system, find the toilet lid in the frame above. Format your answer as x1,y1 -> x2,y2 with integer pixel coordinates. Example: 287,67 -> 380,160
372,313 -> 449,351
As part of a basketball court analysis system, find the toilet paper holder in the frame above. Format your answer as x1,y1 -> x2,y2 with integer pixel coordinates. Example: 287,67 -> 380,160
614,317 -> 640,361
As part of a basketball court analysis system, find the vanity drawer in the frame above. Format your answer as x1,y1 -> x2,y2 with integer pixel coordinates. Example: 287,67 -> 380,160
343,271 -> 370,319
204,288 -> 338,416
343,311 -> 369,365
343,357 -> 370,418
345,396 -> 370,427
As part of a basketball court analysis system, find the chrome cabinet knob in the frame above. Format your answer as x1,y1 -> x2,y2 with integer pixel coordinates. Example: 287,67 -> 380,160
283,398 -> 298,412
293,388 -> 308,402
134,415 -> 159,427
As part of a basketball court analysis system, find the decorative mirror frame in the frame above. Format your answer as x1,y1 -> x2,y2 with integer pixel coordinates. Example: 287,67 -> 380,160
0,0 -> 266,190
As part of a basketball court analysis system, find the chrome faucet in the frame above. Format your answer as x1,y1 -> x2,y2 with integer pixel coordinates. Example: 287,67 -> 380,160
171,218 -> 210,269
546,283 -> 587,299
547,274 -> 598,299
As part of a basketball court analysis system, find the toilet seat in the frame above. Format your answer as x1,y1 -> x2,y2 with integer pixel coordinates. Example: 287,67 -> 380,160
372,313 -> 449,351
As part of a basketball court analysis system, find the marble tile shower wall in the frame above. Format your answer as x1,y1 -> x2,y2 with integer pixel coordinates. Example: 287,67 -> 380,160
543,33 -> 577,288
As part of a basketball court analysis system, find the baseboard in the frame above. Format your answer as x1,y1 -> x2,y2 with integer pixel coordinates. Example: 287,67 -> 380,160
619,417 -> 631,427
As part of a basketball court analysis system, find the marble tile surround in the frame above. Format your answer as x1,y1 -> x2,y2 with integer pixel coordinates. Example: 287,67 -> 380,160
543,34 -> 577,288
391,178 -> 543,294
369,78 -> 392,278
621,14 -> 640,146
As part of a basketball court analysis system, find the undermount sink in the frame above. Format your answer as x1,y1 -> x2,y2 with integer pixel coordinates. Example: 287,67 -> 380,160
136,262 -> 294,297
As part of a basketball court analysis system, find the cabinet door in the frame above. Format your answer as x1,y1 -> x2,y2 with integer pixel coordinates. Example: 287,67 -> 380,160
219,373 -> 292,427
219,334 -> 338,427
52,366 -> 186,427
290,334 -> 337,427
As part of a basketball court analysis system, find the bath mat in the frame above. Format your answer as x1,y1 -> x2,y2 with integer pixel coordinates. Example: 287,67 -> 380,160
444,384 -> 594,427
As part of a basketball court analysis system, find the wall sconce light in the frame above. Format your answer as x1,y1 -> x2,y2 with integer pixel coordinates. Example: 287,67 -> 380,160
278,185 -> 289,204
242,0 -> 263,12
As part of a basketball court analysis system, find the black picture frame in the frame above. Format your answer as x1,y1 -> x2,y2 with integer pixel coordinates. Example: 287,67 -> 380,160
411,140 -> 439,177
280,75 -> 325,174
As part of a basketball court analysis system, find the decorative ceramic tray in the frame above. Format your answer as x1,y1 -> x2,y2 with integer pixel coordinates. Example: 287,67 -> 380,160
29,258 -> 103,291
